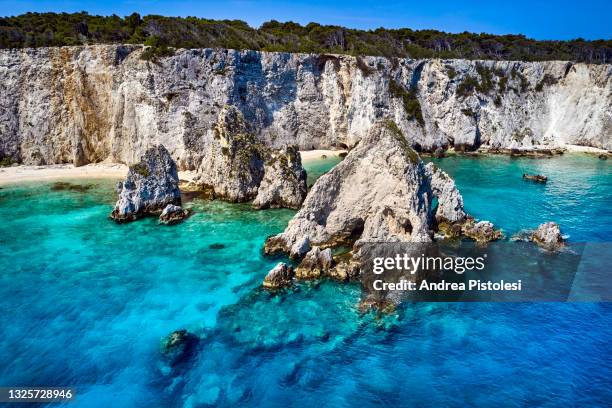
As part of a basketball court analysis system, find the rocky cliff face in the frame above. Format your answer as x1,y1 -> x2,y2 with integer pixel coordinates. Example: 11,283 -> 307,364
1,45 -> 610,166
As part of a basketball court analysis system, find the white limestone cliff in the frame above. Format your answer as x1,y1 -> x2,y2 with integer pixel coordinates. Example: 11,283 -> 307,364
1,45 -> 610,167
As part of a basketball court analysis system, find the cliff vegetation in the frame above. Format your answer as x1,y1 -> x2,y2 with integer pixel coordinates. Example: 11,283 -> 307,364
1,12 -> 610,63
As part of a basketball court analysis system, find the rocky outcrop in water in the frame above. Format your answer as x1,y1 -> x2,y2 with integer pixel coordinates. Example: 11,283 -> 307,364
295,247 -> 335,279
262,262 -> 295,289
194,106 -> 265,202
437,218 -> 503,243
1,45 -> 610,167
531,222 -> 565,251
425,163 -> 467,223
110,145 -> 181,222
252,146 -> 307,209
523,174 -> 548,183
264,121 -> 497,261
192,106 -> 307,207
328,254 -> 361,281
159,204 -> 191,225
264,121 -> 434,254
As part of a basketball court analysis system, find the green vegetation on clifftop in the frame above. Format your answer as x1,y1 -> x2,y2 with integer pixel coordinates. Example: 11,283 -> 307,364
0,12 -> 610,63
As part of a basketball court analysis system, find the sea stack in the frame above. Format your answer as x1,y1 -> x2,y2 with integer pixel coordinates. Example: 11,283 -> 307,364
264,120 -> 500,276
110,145 -> 181,223
194,105 -> 266,202
194,106 -> 308,209
252,146 -> 308,210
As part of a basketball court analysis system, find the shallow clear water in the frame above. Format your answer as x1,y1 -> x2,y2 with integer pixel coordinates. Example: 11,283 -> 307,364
0,155 -> 610,407
429,154 -> 612,242
305,155 -> 342,186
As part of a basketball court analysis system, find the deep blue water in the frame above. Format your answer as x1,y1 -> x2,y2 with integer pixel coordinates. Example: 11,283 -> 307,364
0,154 -> 610,407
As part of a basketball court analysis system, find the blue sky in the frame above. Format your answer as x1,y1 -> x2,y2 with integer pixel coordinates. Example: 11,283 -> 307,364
1,0 -> 610,40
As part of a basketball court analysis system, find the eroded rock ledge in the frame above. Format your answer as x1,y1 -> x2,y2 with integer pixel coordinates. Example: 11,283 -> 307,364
264,120 -> 501,278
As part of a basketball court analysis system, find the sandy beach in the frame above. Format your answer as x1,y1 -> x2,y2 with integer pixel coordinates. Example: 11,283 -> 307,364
299,149 -> 347,161
0,150 -> 347,186
0,163 -> 129,186
563,144 -> 610,154
2,147 -> 606,186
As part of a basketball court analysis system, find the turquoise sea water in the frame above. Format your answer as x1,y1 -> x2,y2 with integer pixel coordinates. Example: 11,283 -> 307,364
0,154 -> 610,407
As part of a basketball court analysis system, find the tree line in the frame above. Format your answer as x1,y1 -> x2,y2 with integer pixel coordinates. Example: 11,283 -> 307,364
0,12 -> 610,63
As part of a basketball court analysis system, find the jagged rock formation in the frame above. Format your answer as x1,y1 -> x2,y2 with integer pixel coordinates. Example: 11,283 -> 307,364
531,222 -> 565,251
264,121 -> 499,262
194,106 -> 265,201
192,106 -> 307,206
159,204 -> 191,225
110,145 -> 181,222
262,262 -> 295,289
1,45 -> 610,166
425,163 -> 467,223
437,218 -> 503,243
264,121 -> 434,254
252,146 -> 307,209
328,254 -> 360,281
294,247 -> 334,279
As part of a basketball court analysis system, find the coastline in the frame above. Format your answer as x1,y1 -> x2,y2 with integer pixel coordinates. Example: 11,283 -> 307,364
0,150 -> 348,186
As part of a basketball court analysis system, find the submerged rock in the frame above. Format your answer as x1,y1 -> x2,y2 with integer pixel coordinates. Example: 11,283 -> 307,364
159,204 -> 191,225
263,262 -> 295,289
51,181 -> 95,192
252,146 -> 308,210
358,296 -> 396,314
110,145 -> 181,223
523,173 -> 548,183
295,247 -> 334,279
531,222 -> 565,251
160,329 -> 198,365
